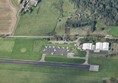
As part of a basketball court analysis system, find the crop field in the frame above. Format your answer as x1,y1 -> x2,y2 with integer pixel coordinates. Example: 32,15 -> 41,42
0,0 -> 17,35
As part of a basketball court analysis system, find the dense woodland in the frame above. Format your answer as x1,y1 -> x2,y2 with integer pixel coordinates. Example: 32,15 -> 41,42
66,0 -> 118,30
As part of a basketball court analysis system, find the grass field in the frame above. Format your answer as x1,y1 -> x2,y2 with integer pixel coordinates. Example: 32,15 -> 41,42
0,39 -> 47,60
45,55 -> 85,64
109,26 -> 118,37
0,55 -> 117,83
0,39 -> 14,52
14,0 -> 76,36
0,39 -> 118,82
55,0 -> 76,35
0,0 -> 17,35
15,0 -> 60,36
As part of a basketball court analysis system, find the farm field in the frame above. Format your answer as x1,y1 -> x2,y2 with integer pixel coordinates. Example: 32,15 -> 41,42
0,38 -> 47,60
0,0 -> 17,35
0,55 -> 117,83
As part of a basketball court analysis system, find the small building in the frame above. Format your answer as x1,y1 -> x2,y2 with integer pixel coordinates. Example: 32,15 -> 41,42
82,43 -> 93,50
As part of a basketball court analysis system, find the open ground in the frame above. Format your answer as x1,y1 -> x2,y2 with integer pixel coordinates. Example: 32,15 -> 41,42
0,0 -> 17,35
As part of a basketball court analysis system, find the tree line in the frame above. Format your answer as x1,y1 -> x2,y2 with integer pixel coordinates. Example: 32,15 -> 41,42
69,0 -> 118,26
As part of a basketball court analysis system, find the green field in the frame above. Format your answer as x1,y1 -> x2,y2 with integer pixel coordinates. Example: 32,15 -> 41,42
109,26 -> 118,37
15,0 -> 60,36
0,39 -> 14,52
0,38 -> 118,83
45,55 -> 85,64
14,0 -> 76,36
0,55 -> 117,83
55,0 -> 76,35
0,39 -> 47,60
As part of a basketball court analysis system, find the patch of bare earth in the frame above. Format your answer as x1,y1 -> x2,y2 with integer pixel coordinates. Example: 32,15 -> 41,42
0,0 -> 17,35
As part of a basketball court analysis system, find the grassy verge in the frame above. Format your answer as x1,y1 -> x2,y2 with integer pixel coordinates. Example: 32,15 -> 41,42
45,55 -> 85,64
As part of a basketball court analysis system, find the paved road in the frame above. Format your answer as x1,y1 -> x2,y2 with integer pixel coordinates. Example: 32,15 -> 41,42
0,58 -> 90,69
7,36 -> 54,39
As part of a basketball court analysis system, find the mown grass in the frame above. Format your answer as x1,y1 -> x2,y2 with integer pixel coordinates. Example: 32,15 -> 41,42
0,55 -> 118,83
14,0 -> 76,36
0,63 -> 92,83
0,39 -> 14,52
109,26 -> 118,37
0,38 -> 48,60
88,55 -> 118,77
11,39 -> 35,60
45,55 -> 85,64
15,0 -> 60,36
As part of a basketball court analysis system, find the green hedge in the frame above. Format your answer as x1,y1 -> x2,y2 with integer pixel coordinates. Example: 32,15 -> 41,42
45,55 -> 85,64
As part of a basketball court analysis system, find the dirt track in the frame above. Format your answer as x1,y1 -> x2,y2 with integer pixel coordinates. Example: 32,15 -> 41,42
0,0 -> 17,35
